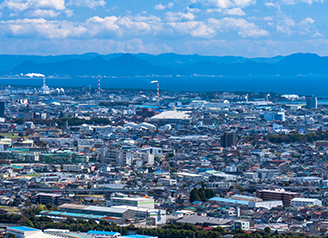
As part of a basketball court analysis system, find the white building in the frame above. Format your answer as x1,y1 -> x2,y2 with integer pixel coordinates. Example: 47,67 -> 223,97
231,220 -> 250,231
291,198 -> 322,207
110,205 -> 166,225
6,226 -> 56,238
148,111 -> 192,125
110,197 -> 155,209
174,172 -> 204,183
249,200 -> 283,210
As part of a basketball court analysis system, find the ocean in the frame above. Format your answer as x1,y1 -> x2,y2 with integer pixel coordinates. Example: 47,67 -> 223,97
0,75 -> 328,96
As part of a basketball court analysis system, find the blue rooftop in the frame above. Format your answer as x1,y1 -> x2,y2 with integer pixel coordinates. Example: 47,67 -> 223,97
209,197 -> 249,205
87,231 -> 120,235
8,226 -> 39,232
121,236 -> 157,238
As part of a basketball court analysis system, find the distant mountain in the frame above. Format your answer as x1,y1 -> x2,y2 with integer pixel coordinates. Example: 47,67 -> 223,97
134,53 -> 283,69
10,54 -> 173,76
0,52 -> 283,72
4,52 -> 328,77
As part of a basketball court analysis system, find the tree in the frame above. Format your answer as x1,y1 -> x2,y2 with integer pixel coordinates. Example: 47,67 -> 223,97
190,188 -> 201,202
264,227 -> 271,234
7,233 -> 16,238
22,219 -> 34,227
198,188 -> 207,202
46,203 -> 57,211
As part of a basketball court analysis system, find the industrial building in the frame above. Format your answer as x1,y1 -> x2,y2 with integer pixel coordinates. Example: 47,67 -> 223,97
47,204 -> 136,224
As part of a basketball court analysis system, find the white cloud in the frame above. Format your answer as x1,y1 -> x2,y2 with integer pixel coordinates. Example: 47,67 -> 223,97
264,0 -> 324,8
208,17 -> 269,37
301,0 -> 324,4
154,2 -> 174,10
0,0 -> 66,11
0,12 -> 269,40
276,17 -> 295,35
67,0 -> 106,9
165,12 -> 195,21
189,0 -> 256,10
298,17 -> 315,34
165,21 -> 216,38
26,9 -> 60,17
300,17 -> 314,26
0,18 -> 87,38
312,29 -> 322,37
222,7 -> 246,15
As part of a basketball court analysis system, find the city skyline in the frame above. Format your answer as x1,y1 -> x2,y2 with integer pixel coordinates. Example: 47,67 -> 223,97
0,0 -> 327,57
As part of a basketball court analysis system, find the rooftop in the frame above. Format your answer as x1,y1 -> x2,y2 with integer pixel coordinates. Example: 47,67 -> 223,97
7,226 -> 39,232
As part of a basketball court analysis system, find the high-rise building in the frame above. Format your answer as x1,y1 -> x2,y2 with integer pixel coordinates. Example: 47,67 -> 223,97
0,101 -> 5,117
221,131 -> 237,147
306,95 -> 317,109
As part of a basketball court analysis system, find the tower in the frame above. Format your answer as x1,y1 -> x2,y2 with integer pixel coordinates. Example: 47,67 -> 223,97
98,76 -> 100,94
151,80 -> 159,98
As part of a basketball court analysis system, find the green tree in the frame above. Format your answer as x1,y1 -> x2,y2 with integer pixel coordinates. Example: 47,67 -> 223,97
22,219 -> 34,227
198,188 -> 207,202
190,188 -> 201,202
46,203 -> 57,211
264,227 -> 271,234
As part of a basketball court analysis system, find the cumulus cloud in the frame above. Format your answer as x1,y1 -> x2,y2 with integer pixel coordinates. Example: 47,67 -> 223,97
301,0 -> 324,4
165,12 -> 195,21
264,0 -> 324,8
189,0 -> 256,9
276,17 -> 295,35
67,0 -> 106,9
26,9 -> 60,17
208,17 -> 269,37
0,13 -> 269,40
0,0 -> 66,11
222,7 -> 246,15
154,2 -> 174,10
0,18 -> 87,39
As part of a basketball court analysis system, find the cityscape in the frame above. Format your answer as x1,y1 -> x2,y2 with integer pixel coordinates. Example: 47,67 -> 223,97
0,78 -> 326,238
1,0 -> 328,237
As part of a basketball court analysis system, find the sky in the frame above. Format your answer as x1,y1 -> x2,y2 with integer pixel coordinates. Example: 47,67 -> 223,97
0,0 -> 328,57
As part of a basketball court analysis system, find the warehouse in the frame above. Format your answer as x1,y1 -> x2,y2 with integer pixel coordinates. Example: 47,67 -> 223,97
148,111 -> 192,125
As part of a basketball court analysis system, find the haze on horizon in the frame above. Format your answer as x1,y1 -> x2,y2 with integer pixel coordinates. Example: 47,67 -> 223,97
0,0 -> 327,57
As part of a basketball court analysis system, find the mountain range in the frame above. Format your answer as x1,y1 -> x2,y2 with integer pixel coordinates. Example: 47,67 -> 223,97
2,52 -> 328,77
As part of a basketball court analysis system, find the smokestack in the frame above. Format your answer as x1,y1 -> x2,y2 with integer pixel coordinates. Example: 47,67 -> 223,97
89,83 -> 91,95
151,80 -> 159,99
98,76 -> 100,94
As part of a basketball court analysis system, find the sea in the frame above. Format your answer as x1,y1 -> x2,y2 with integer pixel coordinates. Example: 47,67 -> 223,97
1,75 -> 328,97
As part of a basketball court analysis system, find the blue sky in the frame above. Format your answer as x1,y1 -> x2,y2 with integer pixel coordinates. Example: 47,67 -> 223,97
0,0 -> 327,57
